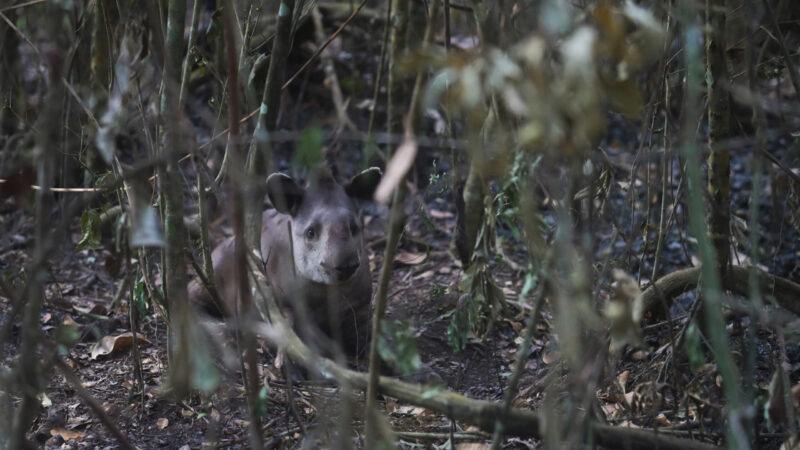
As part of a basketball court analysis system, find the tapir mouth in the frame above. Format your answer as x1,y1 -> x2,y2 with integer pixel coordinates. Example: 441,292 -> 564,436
333,262 -> 360,281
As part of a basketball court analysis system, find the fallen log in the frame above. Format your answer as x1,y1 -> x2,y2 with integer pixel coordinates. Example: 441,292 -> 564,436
642,266 -> 800,316
247,257 -> 719,450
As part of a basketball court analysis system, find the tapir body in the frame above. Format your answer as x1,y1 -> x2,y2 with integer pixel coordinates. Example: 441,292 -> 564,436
189,167 -> 382,357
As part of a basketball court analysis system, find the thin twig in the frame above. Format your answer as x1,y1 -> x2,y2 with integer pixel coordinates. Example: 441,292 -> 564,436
365,0 -> 393,140
0,0 -> 46,12
365,0 -> 441,446
761,0 -> 800,99
178,0 -> 204,108
221,0 -> 263,447
311,6 -> 356,131
281,0 -> 367,91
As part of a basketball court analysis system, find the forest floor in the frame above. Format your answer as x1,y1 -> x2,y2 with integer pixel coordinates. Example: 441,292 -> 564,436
2,131 -> 799,448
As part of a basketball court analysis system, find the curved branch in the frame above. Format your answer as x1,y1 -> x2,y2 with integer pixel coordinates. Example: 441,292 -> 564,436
247,259 -> 718,450
642,266 -> 800,316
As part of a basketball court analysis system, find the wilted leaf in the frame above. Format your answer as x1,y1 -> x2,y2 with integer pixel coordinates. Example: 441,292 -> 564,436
156,417 -> 169,430
73,303 -> 108,316
617,391 -> 634,409
605,270 -> 644,353
655,413 -> 672,426
542,351 -> 560,365
622,1 -> 667,58
766,366 -> 796,429
617,370 -> 630,393
455,444 -> 490,450
90,332 -> 152,359
392,405 -> 429,416
374,135 -> 417,205
562,26 -> 597,79
428,208 -> 454,219
394,251 -> 427,265
39,392 -> 52,407
50,428 -> 86,442
602,402 -> 623,419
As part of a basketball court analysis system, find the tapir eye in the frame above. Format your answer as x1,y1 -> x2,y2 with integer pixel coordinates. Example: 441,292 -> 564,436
305,227 -> 317,240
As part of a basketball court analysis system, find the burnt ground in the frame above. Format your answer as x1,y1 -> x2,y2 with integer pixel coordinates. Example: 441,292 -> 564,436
3,8 -> 800,450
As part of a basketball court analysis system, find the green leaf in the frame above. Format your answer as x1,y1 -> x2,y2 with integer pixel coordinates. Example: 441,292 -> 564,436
253,385 -> 269,419
378,320 -> 421,376
429,283 -> 448,299
293,126 -> 324,170
705,66 -> 713,88
133,277 -> 148,318
519,271 -> 538,299
191,336 -> 220,393
447,303 -> 470,352
685,322 -> 705,371
421,385 -> 443,399
77,209 -> 103,251
419,205 -> 435,232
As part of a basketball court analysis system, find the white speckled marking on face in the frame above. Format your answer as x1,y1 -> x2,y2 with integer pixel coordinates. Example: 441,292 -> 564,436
293,226 -> 334,284
291,213 -> 364,285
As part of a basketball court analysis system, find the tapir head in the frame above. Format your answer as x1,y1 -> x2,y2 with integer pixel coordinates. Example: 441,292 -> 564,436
266,167 -> 382,285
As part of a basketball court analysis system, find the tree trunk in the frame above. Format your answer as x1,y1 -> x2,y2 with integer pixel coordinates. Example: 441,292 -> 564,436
706,0 -> 731,274
245,0 -> 296,253
161,0 -> 192,400
10,5 -> 63,447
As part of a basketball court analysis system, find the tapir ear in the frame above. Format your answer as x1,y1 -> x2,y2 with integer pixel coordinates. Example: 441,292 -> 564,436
344,167 -> 382,201
266,173 -> 305,215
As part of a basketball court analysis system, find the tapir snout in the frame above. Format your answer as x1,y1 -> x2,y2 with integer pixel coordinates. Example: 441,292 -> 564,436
324,254 -> 360,281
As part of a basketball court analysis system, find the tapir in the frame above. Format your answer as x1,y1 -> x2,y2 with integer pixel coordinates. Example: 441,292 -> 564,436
188,167 -> 382,358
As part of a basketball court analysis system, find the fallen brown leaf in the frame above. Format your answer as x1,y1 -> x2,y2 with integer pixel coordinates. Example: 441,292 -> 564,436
617,370 -> 630,393
374,135 -> 417,205
428,209 -> 454,219
394,251 -> 426,265
156,417 -> 169,430
50,428 -> 86,442
90,332 -> 151,359
74,303 -> 109,316
455,444 -> 490,450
